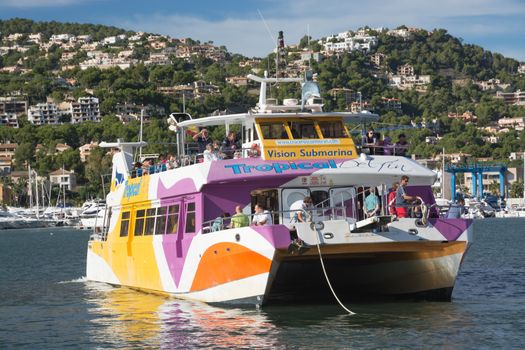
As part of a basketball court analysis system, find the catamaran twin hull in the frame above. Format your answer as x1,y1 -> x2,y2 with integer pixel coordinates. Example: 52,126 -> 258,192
87,156 -> 472,306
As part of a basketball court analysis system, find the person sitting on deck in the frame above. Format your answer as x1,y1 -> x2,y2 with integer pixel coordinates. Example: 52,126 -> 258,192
230,205 -> 249,228
252,204 -> 273,226
289,196 -> 313,223
364,188 -> 380,217
203,143 -> 218,162
211,212 -> 230,231
220,131 -> 240,159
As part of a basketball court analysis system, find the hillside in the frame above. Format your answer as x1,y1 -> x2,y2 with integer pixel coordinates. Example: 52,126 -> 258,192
0,19 -> 524,202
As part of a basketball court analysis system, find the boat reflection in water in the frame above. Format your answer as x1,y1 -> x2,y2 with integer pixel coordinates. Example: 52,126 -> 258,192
83,280 -> 481,349
84,282 -> 278,349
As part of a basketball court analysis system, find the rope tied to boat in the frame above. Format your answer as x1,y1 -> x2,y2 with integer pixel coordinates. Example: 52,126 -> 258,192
312,221 -> 355,315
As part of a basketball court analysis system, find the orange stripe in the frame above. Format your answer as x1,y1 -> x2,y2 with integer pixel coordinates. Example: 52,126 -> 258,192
190,243 -> 272,292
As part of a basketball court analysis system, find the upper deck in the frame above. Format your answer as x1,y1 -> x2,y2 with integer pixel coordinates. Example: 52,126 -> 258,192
169,72 -> 378,162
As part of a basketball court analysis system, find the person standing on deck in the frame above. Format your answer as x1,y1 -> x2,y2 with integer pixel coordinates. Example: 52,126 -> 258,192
388,182 -> 399,216
221,131 -> 240,159
289,197 -> 313,222
364,188 -> 380,217
396,175 -> 419,218
193,128 -> 212,154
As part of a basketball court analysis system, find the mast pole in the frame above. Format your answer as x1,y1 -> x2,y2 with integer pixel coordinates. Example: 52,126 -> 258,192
442,147 -> 445,199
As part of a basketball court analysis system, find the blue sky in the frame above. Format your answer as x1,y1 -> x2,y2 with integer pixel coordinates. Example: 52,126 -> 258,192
1,0 -> 524,61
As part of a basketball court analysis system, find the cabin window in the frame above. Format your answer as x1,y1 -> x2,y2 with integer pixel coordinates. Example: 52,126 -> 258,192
120,211 -> 130,237
134,209 -> 145,236
318,121 -> 348,138
185,202 -> 196,233
154,207 -> 167,235
144,208 -> 156,235
260,123 -> 287,139
166,204 -> 180,234
289,122 -> 317,139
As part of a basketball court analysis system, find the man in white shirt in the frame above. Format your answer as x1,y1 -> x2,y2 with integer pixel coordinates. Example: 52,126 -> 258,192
252,204 -> 273,226
289,196 -> 313,222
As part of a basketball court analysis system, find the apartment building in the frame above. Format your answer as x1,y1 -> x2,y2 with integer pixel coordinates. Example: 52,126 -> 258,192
370,53 -> 387,66
0,97 -> 27,115
397,64 -> 414,76
70,97 -> 101,124
0,113 -> 19,128
498,117 -> 525,130
496,90 -> 525,105
27,102 -> 61,125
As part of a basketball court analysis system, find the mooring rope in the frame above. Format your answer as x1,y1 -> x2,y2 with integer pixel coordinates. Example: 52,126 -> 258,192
313,224 -> 355,315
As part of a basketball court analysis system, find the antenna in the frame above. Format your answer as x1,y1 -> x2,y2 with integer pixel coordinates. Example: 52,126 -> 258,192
257,9 -> 275,46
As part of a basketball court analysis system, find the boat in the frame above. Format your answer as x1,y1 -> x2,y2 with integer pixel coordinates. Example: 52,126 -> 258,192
86,71 -> 473,307
79,199 -> 106,229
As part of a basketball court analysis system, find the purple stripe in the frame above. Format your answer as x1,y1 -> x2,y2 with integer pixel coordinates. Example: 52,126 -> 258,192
429,218 -> 472,241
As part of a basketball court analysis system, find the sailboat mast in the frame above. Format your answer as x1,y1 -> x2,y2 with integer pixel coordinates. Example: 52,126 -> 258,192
34,170 -> 40,219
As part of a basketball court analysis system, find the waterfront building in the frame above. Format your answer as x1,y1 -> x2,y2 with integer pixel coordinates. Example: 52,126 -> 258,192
49,168 -> 77,191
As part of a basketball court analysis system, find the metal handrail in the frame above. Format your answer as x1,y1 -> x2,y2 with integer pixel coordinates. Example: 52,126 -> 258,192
201,206 -> 355,233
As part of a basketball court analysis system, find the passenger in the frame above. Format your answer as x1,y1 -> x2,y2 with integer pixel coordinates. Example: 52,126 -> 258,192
221,131 -> 240,159
394,133 -> 409,157
375,133 -> 385,155
252,204 -> 273,226
230,205 -> 250,228
192,128 -> 213,154
167,154 -> 179,169
363,127 -> 379,155
249,143 -> 260,158
158,154 -> 168,172
211,212 -> 230,232
364,188 -> 380,217
142,159 -> 152,175
382,137 -> 394,155
289,196 -> 313,223
388,182 -> 399,216
203,143 -> 218,162
133,161 -> 142,177
447,198 -> 466,219
212,140 -> 225,160
395,175 -> 420,218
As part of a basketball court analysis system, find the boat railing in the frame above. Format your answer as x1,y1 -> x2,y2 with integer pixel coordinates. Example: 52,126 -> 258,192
128,147 -> 261,178
201,206 -> 355,234
356,143 -> 410,157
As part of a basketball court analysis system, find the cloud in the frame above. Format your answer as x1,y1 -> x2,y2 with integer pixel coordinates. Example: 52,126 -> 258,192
0,0 -> 89,8
115,0 -> 525,61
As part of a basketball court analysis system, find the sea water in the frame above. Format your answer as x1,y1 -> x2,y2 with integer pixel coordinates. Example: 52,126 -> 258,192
1,219 -> 524,349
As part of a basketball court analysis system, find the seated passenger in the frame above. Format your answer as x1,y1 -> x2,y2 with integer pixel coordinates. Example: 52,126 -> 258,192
203,144 -> 218,162
289,196 -> 313,222
230,205 -> 249,228
252,204 -> 273,226
211,212 -> 230,231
